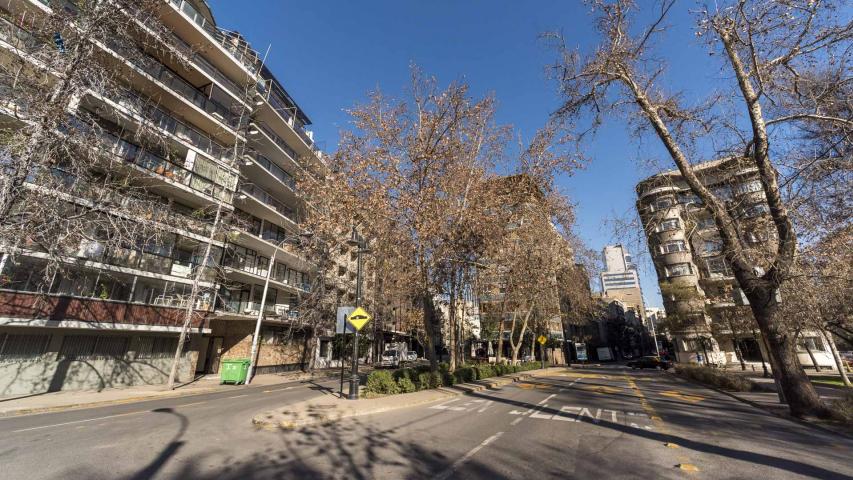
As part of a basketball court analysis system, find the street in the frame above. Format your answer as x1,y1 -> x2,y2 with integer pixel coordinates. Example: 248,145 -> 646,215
0,367 -> 850,479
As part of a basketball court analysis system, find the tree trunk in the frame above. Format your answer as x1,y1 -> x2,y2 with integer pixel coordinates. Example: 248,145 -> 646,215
421,293 -> 439,371
448,271 -> 458,371
822,328 -> 851,387
496,318 -> 505,364
748,291 -> 827,417
510,308 -> 533,364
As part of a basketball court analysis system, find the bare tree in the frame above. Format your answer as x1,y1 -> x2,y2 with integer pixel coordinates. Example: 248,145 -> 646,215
547,0 -> 851,417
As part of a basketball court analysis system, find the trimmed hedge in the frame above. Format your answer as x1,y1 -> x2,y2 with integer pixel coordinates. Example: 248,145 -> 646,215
675,364 -> 757,392
365,361 -> 544,396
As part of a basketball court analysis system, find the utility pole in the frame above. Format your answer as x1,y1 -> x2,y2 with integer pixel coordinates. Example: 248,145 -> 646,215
347,226 -> 369,400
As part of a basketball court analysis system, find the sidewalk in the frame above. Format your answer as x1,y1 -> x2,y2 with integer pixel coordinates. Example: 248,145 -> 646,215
0,368 -> 343,417
674,368 -> 852,436
253,366 -> 565,430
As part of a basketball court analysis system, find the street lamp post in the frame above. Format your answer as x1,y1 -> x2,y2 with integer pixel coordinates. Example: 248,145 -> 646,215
347,226 -> 369,400
246,232 -> 311,384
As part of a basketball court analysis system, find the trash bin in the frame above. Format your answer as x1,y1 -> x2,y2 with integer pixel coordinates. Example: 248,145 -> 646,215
220,358 -> 250,385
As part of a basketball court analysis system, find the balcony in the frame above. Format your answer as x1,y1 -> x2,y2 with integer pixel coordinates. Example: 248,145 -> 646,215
97,130 -> 234,205
168,0 -> 262,74
250,121 -> 300,164
239,182 -> 297,225
244,150 -> 297,192
0,13 -> 43,53
167,32 -> 248,103
105,39 -> 243,130
105,90 -> 232,163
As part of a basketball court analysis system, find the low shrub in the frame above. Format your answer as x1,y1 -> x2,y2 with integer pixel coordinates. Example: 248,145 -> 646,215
476,365 -> 496,379
393,367 -> 418,384
365,370 -> 399,395
397,376 -> 417,393
417,371 -> 442,390
453,366 -> 477,384
442,371 -> 456,386
675,364 -> 755,392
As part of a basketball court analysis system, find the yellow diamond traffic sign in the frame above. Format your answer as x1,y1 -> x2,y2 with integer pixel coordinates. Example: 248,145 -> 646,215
347,307 -> 372,331
537,335 -> 547,345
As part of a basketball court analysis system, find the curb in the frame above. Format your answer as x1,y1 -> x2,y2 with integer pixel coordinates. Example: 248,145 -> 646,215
252,369 -> 556,430
0,371 -> 341,418
669,372 -> 853,440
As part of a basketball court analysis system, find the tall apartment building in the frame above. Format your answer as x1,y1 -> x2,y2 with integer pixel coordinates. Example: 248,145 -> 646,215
599,244 -> 645,318
636,158 -> 833,367
478,175 -> 567,362
0,0 -> 356,395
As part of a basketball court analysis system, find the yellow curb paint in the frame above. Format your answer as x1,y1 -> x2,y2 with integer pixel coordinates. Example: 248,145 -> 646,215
677,464 -> 699,472
665,442 -> 679,448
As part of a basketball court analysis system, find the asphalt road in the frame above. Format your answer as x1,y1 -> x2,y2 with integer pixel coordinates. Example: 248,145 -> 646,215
0,367 -> 850,479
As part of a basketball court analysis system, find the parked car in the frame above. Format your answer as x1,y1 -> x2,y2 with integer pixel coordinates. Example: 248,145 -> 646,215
405,351 -> 418,362
379,349 -> 402,368
627,356 -> 672,370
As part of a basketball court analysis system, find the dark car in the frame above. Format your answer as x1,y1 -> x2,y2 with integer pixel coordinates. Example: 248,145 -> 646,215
627,356 -> 672,370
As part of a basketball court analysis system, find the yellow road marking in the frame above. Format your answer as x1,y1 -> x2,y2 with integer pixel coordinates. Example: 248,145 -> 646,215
677,463 -> 699,472
579,385 -> 622,394
665,442 -> 679,448
660,390 -> 705,403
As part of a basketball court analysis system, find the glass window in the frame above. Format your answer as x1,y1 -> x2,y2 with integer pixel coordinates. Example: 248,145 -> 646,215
660,240 -> 687,254
696,217 -> 716,230
734,180 -> 762,195
706,257 -> 733,276
677,192 -> 702,205
742,203 -> 769,218
797,337 -> 826,352
665,263 -> 692,277
658,219 -> 680,232
655,197 -> 675,210
703,239 -> 723,254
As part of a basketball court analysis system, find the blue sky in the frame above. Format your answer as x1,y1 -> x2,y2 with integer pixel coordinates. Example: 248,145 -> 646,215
207,1 -> 719,308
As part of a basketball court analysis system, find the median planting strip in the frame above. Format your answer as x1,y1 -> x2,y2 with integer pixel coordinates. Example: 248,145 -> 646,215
252,366 -> 566,430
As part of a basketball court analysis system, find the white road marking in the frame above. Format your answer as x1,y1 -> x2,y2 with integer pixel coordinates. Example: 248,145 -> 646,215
226,394 -> 249,399
537,393 -> 557,405
263,386 -> 293,393
510,417 -> 523,426
177,400 -> 208,407
476,400 -> 494,413
436,431 -> 505,480
11,411 -> 146,433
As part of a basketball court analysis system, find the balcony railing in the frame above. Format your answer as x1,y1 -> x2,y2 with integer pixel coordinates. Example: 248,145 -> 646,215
106,40 -> 242,130
249,151 -> 297,191
111,90 -> 231,163
240,183 -> 297,223
98,130 -> 234,204
0,13 -> 44,52
169,0 -> 262,74
251,121 -> 299,161
168,33 -> 247,101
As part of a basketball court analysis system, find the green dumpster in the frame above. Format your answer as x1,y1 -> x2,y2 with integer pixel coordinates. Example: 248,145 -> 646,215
220,358 -> 250,385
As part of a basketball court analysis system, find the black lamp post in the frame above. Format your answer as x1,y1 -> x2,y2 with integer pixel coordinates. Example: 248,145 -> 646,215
347,226 -> 370,400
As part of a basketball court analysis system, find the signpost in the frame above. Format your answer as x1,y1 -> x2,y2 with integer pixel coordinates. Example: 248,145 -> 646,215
537,335 -> 547,369
336,306 -> 355,397
347,307 -> 371,400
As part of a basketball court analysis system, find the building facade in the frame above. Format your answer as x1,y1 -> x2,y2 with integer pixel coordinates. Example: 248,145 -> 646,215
636,158 -> 834,367
0,0 -> 354,394
599,244 -> 645,319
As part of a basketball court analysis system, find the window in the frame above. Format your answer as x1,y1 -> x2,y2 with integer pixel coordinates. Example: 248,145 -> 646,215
747,229 -> 773,244
665,263 -> 692,277
0,334 -> 51,361
660,240 -> 688,254
742,203 -> 769,218
135,336 -> 182,359
654,197 -> 675,210
702,239 -> 723,254
706,256 -> 733,277
695,217 -> 716,231
713,185 -> 731,200
657,218 -> 680,232
58,335 -> 130,360
734,180 -> 762,195
677,192 -> 702,205
797,337 -> 826,352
